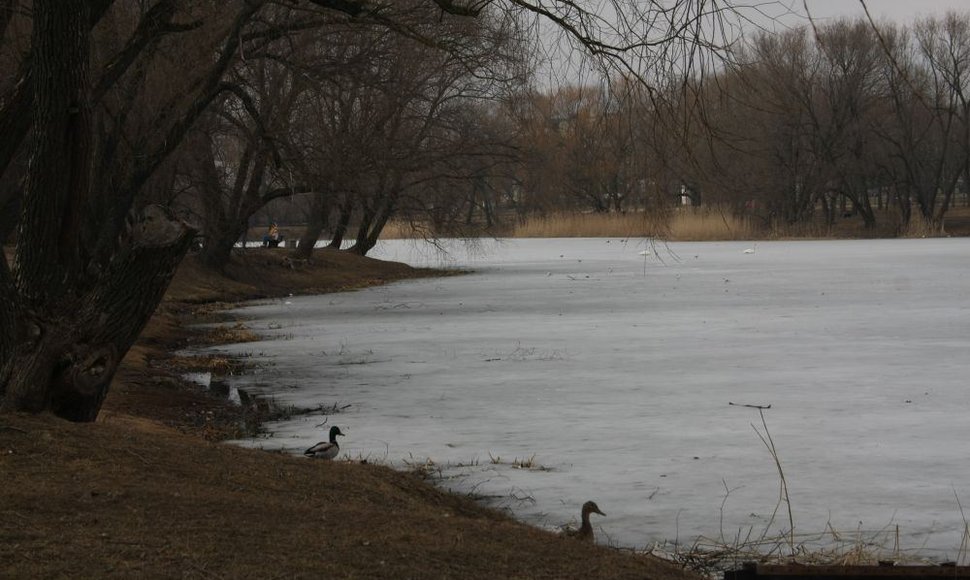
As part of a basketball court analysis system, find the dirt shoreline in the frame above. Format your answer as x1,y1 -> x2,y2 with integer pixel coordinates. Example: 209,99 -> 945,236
1,248 -> 699,579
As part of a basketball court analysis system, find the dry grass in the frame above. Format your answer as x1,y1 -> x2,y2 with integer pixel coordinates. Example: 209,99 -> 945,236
164,354 -> 239,375
513,212 -> 662,238
660,407 -> 970,577
0,413 -> 697,579
511,208 -> 755,241
900,212 -> 946,238
363,204 -> 970,243
166,247 -> 447,304
487,453 -> 553,472
0,249 -> 700,579
379,219 -> 426,239
663,524 -> 951,579
667,207 -> 756,241
203,322 -> 261,344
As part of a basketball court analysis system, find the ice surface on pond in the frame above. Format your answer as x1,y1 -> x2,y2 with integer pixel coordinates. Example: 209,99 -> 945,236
207,238 -> 970,559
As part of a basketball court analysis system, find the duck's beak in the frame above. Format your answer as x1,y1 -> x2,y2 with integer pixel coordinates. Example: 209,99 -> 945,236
596,509 -> 606,516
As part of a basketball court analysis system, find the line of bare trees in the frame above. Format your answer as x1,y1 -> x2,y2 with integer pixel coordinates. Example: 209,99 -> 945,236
504,13 -> 970,233
693,13 -> 970,232
2,0 -> 762,421
175,5 -> 530,268
14,1 -> 962,423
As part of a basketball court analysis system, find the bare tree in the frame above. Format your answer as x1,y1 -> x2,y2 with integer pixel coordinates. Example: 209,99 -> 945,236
906,14 -> 969,227
291,6 -> 527,256
1,0 -> 781,421
191,56 -> 309,269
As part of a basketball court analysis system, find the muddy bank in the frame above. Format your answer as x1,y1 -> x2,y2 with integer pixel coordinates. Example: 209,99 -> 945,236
0,248 -> 699,579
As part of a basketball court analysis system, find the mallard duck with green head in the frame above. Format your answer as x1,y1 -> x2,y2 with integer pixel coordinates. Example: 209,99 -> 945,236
304,426 -> 345,460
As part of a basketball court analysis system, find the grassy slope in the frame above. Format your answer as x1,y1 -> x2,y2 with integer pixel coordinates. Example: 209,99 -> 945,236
0,248 -> 697,579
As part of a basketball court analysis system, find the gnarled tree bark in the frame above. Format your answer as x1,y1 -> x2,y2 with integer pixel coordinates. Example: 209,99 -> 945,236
0,0 -> 197,421
1,204 -> 193,419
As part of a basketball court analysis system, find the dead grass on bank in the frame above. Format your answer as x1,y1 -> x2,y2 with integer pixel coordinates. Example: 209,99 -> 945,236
166,246 -> 449,304
0,413 -> 696,580
381,205 -> 970,242
1,247 -> 699,579
105,247 -> 457,441
507,208 -> 756,241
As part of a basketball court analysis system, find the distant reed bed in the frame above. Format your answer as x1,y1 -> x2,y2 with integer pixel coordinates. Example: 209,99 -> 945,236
379,220 -> 426,239
512,212 -> 660,238
666,206 -> 756,241
513,207 -> 756,241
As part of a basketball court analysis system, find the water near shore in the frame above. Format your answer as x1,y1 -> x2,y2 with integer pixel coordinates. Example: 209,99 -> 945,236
208,238 -> 970,560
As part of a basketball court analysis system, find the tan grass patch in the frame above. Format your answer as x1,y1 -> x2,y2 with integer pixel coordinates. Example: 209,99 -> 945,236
165,354 -> 238,374
379,219 -> 425,239
667,206 -> 755,241
366,206 -> 970,242
900,212 -> 946,238
204,322 -> 260,344
510,207 -> 755,241
766,220 -> 836,239
1,414 -> 696,579
513,212 -> 662,238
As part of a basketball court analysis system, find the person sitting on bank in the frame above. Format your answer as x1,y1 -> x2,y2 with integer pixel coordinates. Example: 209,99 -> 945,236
262,223 -> 283,247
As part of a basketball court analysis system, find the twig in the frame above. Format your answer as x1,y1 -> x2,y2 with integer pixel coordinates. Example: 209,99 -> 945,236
718,478 -> 744,544
728,402 -> 771,410
751,408 -> 796,557
954,487 -> 970,565
0,425 -> 28,434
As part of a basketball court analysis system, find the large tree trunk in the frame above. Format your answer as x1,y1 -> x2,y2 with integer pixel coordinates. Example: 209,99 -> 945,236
2,205 -> 194,420
348,199 -> 393,256
0,1 -> 196,421
328,197 -> 354,250
0,67 -> 33,182
16,0 -> 93,298
347,201 -> 376,255
198,220 -> 242,270
0,270 -> 15,399
0,190 -> 19,243
294,195 -> 331,260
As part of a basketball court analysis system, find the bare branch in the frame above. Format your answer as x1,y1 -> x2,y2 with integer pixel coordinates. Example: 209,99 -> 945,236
93,0 -> 203,103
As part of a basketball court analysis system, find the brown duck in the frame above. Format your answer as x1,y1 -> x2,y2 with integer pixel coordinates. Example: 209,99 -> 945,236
562,500 -> 606,541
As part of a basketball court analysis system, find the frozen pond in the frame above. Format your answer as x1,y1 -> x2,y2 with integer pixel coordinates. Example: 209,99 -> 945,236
208,238 -> 970,561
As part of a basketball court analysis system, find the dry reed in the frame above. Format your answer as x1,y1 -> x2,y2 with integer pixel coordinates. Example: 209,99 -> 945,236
512,212 -> 663,238
652,405 -> 969,577
379,219 -> 430,240
659,523 -> 947,579
667,207 -> 755,241
205,322 -> 260,344
900,212 -> 946,238
512,207 -> 755,241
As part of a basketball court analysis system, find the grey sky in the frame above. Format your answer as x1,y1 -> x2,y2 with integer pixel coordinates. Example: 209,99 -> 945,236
534,1 -> 970,87
795,0 -> 969,23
